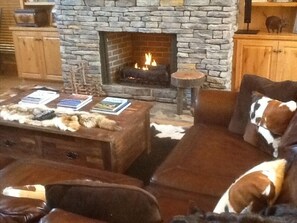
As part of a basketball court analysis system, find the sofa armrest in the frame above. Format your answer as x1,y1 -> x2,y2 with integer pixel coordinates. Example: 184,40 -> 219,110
194,89 -> 238,127
39,209 -> 107,223
45,180 -> 162,223
0,194 -> 48,223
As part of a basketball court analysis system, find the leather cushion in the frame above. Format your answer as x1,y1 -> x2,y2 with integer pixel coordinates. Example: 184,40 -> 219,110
45,180 -> 162,223
0,154 -> 15,170
151,125 -> 271,199
0,194 -> 48,223
279,111 -> 297,150
228,74 -> 297,135
39,208 -> 106,223
276,147 -> 297,205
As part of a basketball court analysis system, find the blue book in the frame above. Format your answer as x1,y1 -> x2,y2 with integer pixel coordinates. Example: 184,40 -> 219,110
57,94 -> 92,110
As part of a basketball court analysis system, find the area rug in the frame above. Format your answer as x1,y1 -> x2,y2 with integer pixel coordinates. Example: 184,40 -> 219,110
150,122 -> 186,140
125,123 -> 187,185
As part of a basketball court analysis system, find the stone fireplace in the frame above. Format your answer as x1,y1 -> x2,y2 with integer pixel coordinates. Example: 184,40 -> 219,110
55,0 -> 237,102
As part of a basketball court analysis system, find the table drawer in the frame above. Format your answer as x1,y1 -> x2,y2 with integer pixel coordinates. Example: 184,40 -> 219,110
0,127 -> 39,157
41,135 -> 104,169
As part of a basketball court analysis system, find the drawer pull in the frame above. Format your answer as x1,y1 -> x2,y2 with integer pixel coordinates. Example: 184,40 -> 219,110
4,140 -> 16,147
66,151 -> 78,160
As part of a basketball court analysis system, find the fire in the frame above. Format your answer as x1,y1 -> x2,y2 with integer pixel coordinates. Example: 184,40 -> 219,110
135,52 -> 157,70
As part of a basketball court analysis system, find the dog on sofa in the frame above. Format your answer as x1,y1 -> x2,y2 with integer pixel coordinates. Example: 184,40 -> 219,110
170,203 -> 297,223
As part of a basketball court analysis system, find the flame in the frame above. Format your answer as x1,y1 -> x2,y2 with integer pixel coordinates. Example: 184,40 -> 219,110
134,52 -> 157,70
145,53 -> 152,66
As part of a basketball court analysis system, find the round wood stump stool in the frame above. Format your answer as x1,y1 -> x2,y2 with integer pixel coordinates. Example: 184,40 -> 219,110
171,70 -> 206,115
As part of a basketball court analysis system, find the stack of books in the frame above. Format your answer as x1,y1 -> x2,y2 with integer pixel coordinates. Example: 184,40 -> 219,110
19,90 -> 60,106
57,94 -> 93,110
91,97 -> 131,115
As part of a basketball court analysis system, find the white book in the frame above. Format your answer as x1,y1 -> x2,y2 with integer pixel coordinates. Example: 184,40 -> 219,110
20,90 -> 59,105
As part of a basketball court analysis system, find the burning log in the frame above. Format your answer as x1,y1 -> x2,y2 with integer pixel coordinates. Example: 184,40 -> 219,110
120,64 -> 170,86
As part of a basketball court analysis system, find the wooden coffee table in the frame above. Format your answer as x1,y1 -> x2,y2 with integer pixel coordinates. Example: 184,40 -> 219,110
0,91 -> 153,173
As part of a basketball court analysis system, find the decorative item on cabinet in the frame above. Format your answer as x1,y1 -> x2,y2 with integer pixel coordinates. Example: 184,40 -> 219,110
236,0 -> 259,34
265,16 -> 288,33
14,9 -> 49,27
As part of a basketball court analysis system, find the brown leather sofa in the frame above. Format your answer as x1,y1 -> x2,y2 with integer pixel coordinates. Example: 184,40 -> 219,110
148,75 -> 297,222
1,75 -> 297,223
0,158 -> 162,223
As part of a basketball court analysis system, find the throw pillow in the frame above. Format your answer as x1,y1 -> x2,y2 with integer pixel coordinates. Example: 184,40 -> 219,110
228,74 -> 297,135
45,179 -> 162,223
2,184 -> 45,201
213,159 -> 287,214
244,92 -> 297,157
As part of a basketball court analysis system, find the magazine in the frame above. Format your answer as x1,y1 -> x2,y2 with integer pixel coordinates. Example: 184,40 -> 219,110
91,97 -> 131,115
57,94 -> 92,110
19,90 -> 59,105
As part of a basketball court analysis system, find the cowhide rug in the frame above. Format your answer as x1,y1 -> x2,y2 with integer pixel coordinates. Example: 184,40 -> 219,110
150,122 -> 186,140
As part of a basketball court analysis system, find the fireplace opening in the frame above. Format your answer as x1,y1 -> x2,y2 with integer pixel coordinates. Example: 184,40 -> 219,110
100,32 -> 177,88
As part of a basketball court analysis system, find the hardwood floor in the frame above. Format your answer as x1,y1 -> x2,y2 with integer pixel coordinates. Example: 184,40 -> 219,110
0,73 -> 194,127
0,74 -> 63,94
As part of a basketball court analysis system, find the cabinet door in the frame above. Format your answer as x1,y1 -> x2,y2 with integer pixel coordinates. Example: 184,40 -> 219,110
41,32 -> 62,81
274,41 -> 297,82
233,39 -> 278,91
13,31 -> 43,79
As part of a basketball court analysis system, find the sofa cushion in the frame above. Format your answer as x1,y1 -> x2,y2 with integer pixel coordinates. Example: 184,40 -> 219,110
39,208 -> 107,223
0,194 -> 48,223
0,154 -> 16,170
228,74 -> 297,135
45,180 -> 162,223
151,124 -> 271,200
243,92 -> 297,157
0,159 -> 142,193
279,111 -> 297,150
213,159 -> 286,214
275,147 -> 297,205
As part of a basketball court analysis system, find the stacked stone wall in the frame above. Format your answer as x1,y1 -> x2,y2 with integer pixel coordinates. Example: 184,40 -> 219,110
55,0 -> 238,97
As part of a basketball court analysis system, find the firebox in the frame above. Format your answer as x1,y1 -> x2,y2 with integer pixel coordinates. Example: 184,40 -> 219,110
99,32 -> 177,88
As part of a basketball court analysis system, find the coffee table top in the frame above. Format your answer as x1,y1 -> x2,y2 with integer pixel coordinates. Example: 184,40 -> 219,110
0,90 -> 153,143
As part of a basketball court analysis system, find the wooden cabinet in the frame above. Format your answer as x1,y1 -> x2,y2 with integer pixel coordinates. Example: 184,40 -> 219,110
274,40 -> 297,81
11,27 -> 62,81
233,34 -> 297,90
233,2 -> 297,90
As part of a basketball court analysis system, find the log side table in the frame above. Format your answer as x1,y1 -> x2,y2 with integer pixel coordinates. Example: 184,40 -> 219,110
171,70 -> 206,115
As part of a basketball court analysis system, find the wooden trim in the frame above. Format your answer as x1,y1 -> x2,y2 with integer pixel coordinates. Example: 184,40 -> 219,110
24,2 -> 55,6
234,32 -> 297,41
253,2 -> 297,7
